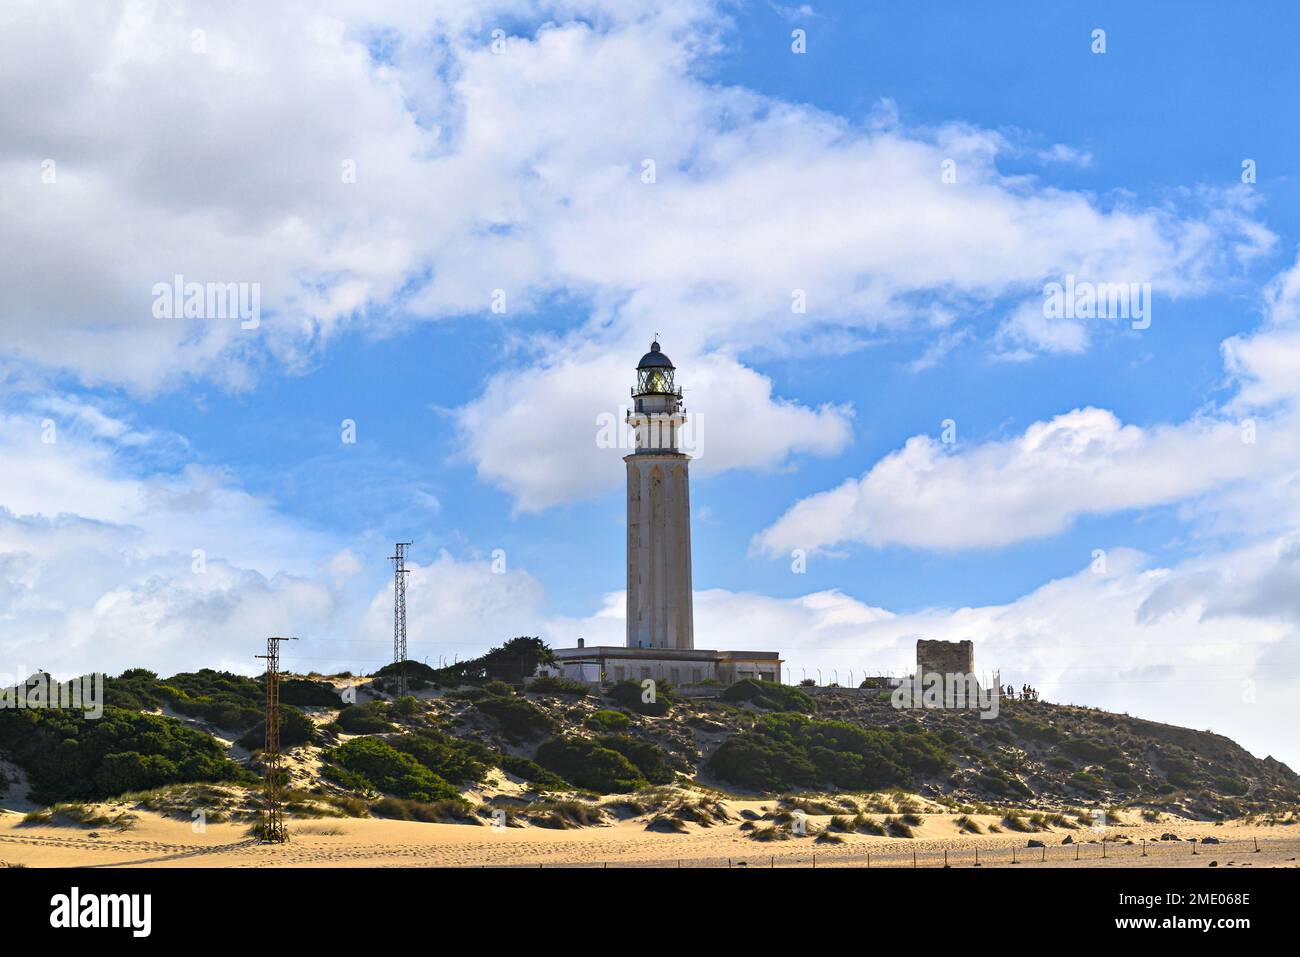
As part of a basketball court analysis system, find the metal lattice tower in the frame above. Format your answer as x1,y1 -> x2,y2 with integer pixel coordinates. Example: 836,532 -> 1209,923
389,542 -> 412,696
254,635 -> 296,843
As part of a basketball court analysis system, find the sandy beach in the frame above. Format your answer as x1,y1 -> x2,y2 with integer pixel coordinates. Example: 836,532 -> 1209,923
3,802 -> 1296,869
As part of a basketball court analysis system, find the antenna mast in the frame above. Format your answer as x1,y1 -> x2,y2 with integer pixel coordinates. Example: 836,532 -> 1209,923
389,542 -> 413,696
254,635 -> 297,843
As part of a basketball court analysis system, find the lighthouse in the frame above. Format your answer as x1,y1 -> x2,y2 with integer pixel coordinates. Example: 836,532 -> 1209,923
550,341 -> 781,687
624,340 -> 694,650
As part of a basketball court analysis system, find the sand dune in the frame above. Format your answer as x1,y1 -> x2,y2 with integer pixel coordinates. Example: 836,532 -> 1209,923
2,804 -> 1296,869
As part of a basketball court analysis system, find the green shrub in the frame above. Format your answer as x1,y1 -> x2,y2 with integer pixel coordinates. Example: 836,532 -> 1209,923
390,729 -> 491,785
321,737 -> 461,802
277,678 -> 344,707
1213,775 -> 1248,796
605,680 -> 673,717
336,702 -> 394,734
473,695 -> 555,741
707,713 -> 950,793
105,668 -> 263,730
722,679 -> 815,714
586,710 -> 632,733
534,736 -> 646,793
1068,771 -> 1104,795
0,706 -> 254,804
497,754 -> 570,791
424,637 -> 557,685
596,735 -> 675,785
528,676 -> 590,697
236,706 -> 316,751
1060,738 -> 1122,763
1158,755 -> 1199,789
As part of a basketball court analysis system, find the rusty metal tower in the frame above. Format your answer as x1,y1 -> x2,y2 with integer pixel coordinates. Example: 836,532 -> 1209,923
389,542 -> 412,696
255,635 -> 296,843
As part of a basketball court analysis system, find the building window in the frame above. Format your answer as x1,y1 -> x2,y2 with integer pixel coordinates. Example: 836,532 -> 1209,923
692,668 -> 702,683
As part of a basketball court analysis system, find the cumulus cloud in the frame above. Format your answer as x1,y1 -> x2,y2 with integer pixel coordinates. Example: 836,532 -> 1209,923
0,1 -> 1268,396
0,396 -> 354,676
1223,253 -> 1300,411
755,407 -> 1287,553
0,0 -> 1274,521
758,252 -> 1300,555
361,550 -> 547,661
454,344 -> 853,511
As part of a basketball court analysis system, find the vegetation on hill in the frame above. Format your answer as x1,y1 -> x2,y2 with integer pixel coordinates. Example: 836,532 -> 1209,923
335,701 -> 395,734
105,668 -> 338,730
605,679 -> 675,716
708,713 -> 951,792
3,653 -> 1296,825
236,707 -> 317,751
0,705 -> 254,804
535,736 -> 647,793
722,678 -> 816,713
385,637 -> 557,687
321,737 -> 463,803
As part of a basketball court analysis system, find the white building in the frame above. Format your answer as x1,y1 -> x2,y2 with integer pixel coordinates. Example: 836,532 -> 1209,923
554,341 -> 783,686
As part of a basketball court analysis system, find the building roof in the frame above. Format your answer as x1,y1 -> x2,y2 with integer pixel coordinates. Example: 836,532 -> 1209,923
636,340 -> 674,370
553,645 -> 781,661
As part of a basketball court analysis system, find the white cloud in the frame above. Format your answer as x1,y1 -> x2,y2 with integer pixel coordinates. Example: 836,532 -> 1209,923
360,550 -> 549,667
759,252 -> 1300,555
994,301 -> 1089,358
454,344 -> 853,511
755,407 -> 1287,554
0,0 -> 1269,400
1223,253 -> 1300,411
0,396 -> 356,676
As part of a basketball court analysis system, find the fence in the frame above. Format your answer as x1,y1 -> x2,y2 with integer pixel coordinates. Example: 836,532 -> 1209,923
471,835 -> 1263,868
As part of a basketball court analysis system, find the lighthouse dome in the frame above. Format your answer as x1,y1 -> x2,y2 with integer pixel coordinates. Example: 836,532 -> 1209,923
637,340 -> 674,370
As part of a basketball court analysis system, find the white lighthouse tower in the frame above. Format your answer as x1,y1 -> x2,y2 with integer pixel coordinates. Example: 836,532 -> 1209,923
624,340 -> 694,650
550,342 -> 782,686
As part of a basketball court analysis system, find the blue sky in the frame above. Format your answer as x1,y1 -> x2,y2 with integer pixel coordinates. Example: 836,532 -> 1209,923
3,0 -> 1300,763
